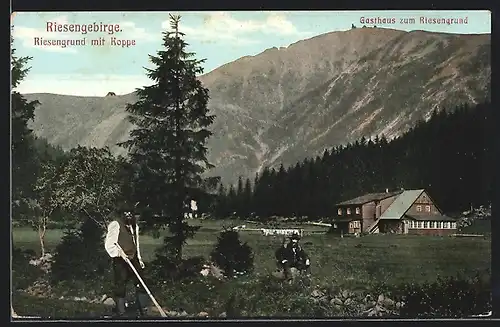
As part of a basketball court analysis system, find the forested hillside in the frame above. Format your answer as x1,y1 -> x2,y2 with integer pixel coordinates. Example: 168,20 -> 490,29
215,101 -> 493,219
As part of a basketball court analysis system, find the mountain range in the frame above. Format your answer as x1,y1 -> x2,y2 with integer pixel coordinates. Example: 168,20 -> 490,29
25,27 -> 491,184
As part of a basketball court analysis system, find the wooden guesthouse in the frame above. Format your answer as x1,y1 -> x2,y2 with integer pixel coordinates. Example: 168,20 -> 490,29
332,189 -> 457,236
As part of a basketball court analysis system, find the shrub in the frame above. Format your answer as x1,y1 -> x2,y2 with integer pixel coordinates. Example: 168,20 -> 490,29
389,274 -> 491,318
148,249 -> 177,283
149,234 -> 207,283
12,247 -> 43,291
50,219 -> 112,294
149,253 -> 206,283
210,230 -> 254,278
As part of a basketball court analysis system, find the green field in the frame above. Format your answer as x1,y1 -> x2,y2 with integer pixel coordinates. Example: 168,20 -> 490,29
11,219 -> 492,318
13,219 -> 491,288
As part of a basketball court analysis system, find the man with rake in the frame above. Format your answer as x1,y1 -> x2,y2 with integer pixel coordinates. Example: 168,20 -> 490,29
104,205 -> 149,317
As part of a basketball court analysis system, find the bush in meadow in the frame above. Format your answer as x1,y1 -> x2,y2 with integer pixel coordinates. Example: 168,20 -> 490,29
210,230 -> 254,278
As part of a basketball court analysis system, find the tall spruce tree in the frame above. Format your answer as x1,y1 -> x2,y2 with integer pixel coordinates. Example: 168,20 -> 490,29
120,15 -> 215,263
11,33 -> 40,218
227,184 -> 237,217
242,178 -> 252,217
235,176 -> 244,216
215,183 -> 228,218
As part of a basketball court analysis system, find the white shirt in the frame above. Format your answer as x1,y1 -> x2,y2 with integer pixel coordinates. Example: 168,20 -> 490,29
104,221 -> 142,261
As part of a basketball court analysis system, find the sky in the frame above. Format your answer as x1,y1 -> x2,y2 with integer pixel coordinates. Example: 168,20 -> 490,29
11,10 -> 491,96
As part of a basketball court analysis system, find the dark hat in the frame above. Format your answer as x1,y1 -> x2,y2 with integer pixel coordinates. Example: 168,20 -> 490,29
117,202 -> 135,214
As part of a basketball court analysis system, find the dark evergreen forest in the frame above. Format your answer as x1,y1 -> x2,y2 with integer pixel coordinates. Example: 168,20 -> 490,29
17,101 -> 493,222
214,101 -> 493,219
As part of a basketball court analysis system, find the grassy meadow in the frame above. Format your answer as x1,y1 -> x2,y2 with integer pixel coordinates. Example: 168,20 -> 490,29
12,219 -> 492,318
13,219 -> 491,288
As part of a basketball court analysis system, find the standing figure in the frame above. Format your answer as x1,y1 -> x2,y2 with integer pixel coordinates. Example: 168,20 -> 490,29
275,237 -> 288,271
104,206 -> 149,317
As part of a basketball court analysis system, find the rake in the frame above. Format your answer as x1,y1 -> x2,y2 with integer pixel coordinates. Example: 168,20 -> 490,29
114,243 -> 167,317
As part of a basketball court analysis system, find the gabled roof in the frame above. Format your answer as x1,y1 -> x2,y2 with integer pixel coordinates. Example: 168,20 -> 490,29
337,190 -> 403,205
380,189 -> 425,219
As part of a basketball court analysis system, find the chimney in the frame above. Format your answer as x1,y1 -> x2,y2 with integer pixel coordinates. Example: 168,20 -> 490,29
385,188 -> 389,193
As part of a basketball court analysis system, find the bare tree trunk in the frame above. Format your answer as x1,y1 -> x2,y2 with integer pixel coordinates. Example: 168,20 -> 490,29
38,217 -> 47,257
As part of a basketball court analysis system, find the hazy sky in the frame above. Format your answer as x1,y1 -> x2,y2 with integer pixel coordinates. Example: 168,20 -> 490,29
12,10 -> 491,96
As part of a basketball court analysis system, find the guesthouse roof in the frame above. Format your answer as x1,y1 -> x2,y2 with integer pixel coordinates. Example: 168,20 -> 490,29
337,190 -> 403,206
379,189 -> 425,219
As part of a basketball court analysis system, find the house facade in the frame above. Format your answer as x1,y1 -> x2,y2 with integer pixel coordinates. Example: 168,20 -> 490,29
334,190 -> 403,235
333,189 -> 457,236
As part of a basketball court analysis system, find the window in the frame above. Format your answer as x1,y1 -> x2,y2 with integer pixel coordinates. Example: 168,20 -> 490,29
431,221 -> 437,229
451,222 -> 457,229
416,205 -> 422,212
425,205 -> 431,212
445,222 -> 451,229
355,207 -> 360,214
338,208 -> 342,215
410,221 -> 415,228
424,221 -> 429,229
417,221 -> 423,228
438,222 -> 443,229
347,208 -> 352,215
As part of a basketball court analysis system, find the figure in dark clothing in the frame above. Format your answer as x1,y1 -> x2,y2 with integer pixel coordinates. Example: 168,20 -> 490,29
104,206 -> 149,317
275,233 -> 311,280
275,237 -> 288,265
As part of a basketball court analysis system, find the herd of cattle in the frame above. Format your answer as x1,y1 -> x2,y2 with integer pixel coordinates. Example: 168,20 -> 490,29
231,225 -> 304,237
260,228 -> 304,237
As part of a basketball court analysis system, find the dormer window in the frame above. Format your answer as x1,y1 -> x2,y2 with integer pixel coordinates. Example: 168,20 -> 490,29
416,205 -> 422,212
338,208 -> 342,215
347,208 -> 352,215
355,207 -> 360,214
425,205 -> 431,212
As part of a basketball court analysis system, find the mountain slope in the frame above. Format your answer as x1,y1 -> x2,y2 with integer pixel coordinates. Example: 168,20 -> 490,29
25,28 -> 491,184
261,30 -> 491,166
25,93 -> 136,157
